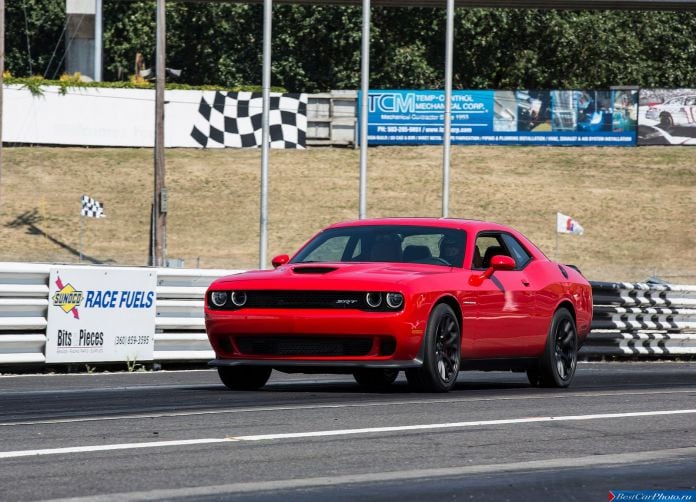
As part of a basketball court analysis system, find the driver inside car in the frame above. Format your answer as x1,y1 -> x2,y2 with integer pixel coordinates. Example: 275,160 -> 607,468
439,235 -> 464,266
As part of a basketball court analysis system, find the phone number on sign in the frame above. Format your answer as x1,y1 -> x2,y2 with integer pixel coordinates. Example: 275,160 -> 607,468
115,335 -> 150,345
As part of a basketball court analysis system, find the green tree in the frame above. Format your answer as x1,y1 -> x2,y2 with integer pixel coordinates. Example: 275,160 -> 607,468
5,0 -> 66,78
5,4 -> 696,91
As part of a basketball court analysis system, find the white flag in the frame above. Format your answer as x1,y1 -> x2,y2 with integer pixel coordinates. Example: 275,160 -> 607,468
81,195 -> 106,218
556,212 -> 583,235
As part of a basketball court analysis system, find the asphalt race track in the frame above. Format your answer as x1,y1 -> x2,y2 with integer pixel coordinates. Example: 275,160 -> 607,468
1,362 -> 695,501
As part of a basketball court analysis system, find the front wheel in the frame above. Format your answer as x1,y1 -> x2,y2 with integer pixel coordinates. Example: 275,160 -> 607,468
531,308 -> 578,388
218,366 -> 272,390
659,113 -> 674,128
406,303 -> 461,392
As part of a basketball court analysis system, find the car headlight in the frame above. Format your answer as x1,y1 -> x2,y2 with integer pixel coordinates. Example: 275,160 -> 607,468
231,291 -> 247,307
210,291 -> 228,307
366,292 -> 382,308
365,292 -> 404,310
386,292 -> 404,309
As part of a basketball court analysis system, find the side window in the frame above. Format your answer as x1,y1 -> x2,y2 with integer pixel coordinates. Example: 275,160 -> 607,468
501,234 -> 532,269
473,234 -> 509,269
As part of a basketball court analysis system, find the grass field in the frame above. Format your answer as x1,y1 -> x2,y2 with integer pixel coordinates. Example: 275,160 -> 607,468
1,145 -> 694,283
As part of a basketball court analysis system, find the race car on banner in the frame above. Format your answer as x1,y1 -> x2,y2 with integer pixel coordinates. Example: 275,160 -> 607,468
205,218 -> 592,393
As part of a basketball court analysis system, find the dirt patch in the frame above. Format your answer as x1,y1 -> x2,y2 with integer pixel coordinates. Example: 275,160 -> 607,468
1,146 -> 694,282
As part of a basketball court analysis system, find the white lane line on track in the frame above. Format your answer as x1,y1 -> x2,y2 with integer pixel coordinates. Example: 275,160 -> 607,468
42,446 -> 696,501
229,408 -> 696,441
0,438 -> 234,459
1,408 -> 695,459
0,377 -> 355,396
0,384 -> 219,397
2,387 -> 695,427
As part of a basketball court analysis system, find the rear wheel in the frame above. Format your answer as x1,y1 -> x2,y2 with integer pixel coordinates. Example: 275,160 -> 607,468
353,369 -> 399,390
659,113 -> 674,128
217,366 -> 272,390
406,303 -> 461,392
530,308 -> 578,388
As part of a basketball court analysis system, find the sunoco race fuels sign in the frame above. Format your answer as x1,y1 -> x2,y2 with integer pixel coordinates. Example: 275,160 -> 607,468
46,267 -> 156,363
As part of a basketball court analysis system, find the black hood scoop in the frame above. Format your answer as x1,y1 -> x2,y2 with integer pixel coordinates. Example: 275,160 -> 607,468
291,266 -> 338,274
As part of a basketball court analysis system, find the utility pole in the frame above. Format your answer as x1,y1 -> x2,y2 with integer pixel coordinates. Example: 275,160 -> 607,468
153,0 -> 167,267
0,0 -> 4,211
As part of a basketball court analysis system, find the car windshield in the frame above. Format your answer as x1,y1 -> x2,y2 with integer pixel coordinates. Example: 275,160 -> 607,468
291,225 -> 467,267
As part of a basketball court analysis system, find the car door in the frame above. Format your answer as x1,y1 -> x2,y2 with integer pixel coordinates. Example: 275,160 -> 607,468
466,232 -> 540,358
684,96 -> 696,124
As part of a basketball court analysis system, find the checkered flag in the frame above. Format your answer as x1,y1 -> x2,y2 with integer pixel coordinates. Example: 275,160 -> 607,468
191,91 -> 307,149
81,195 -> 105,218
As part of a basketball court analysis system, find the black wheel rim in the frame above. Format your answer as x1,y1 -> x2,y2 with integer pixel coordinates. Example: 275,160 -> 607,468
435,313 -> 460,383
554,318 -> 577,381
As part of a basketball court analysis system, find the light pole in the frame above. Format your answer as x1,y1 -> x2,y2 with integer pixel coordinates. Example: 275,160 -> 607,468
358,0 -> 370,219
259,0 -> 272,269
442,0 -> 454,218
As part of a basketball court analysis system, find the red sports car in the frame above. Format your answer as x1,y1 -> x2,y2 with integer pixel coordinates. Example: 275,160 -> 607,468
205,218 -> 592,392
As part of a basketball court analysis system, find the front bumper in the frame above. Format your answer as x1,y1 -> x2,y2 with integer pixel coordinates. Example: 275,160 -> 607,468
205,308 -> 427,363
209,358 -> 422,370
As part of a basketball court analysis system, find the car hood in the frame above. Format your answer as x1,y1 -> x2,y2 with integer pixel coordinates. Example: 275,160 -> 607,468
211,262 -> 451,291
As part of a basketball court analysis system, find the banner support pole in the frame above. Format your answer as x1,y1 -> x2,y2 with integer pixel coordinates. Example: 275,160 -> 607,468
358,0 -> 370,219
79,213 -> 83,262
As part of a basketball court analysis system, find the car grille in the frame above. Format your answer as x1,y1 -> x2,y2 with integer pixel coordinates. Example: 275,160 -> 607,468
234,336 -> 373,356
245,291 -> 366,309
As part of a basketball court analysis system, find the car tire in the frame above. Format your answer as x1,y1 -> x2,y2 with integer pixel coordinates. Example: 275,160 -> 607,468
217,366 -> 272,390
526,367 -> 541,387
659,113 -> 674,128
532,308 -> 578,388
406,303 -> 461,393
353,369 -> 399,390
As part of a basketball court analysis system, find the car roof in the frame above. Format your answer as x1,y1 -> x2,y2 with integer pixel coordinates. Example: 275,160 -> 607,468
325,217 -> 514,233
308,217 -> 548,262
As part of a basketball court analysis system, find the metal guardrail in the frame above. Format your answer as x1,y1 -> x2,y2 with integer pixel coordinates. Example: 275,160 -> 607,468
1,262 -> 695,366
0,263 -> 51,364
154,268 -> 244,361
0,263 -> 245,365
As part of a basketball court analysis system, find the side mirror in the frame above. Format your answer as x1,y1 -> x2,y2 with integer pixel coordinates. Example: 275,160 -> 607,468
490,255 -> 516,271
470,255 -> 516,285
271,254 -> 290,268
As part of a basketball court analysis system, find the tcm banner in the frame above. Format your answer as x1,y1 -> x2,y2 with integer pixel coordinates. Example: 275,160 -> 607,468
360,89 -> 637,146
46,267 -> 157,363
638,89 -> 696,145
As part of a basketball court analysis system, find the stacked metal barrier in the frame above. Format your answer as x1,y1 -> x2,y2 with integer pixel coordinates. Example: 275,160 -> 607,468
1,261 -> 695,366
0,263 -> 51,364
581,281 -> 696,357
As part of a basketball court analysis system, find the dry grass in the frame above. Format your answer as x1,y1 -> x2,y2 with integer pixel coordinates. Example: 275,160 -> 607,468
1,146 -> 694,282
